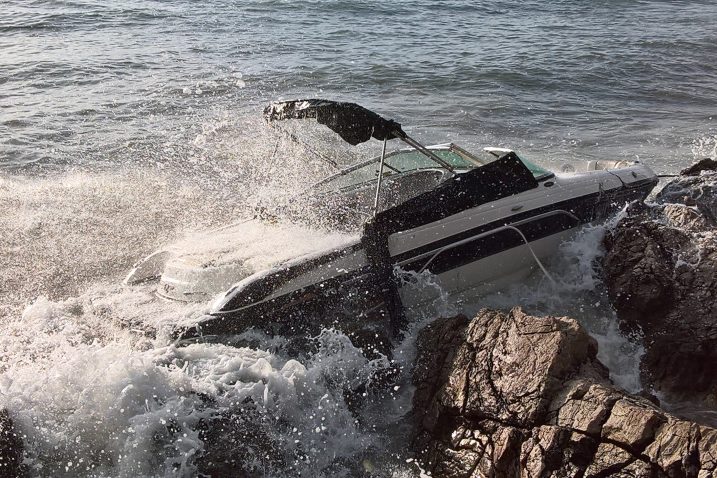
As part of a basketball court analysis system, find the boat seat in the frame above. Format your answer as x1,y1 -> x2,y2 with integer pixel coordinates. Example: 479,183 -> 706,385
380,168 -> 449,210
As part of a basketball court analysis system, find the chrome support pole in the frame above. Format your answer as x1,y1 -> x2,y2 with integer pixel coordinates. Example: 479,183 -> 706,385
372,138 -> 388,217
397,132 -> 455,172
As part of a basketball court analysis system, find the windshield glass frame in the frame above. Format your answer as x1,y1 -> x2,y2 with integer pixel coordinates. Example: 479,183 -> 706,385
310,144 -> 485,193
309,143 -> 554,194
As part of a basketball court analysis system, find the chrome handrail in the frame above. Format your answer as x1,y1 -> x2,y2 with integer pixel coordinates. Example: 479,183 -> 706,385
393,209 -> 580,273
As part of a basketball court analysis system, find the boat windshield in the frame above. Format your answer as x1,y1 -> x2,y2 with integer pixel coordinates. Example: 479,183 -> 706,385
281,144 -> 555,232
384,148 -> 478,172
312,145 -> 552,194
517,154 -> 553,180
313,146 -> 482,193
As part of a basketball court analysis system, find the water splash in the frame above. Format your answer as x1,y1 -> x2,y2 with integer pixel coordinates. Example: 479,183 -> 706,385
0,121 -> 401,476
691,134 -> 717,160
457,219 -> 645,393
0,293 -> 395,476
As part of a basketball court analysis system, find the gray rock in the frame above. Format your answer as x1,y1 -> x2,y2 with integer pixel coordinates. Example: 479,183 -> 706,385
195,404 -> 281,478
657,160 -> 717,225
602,162 -> 717,406
680,158 -> 717,177
411,308 -> 717,477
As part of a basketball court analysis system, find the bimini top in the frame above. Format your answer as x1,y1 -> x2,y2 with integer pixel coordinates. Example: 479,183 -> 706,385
263,99 -> 407,146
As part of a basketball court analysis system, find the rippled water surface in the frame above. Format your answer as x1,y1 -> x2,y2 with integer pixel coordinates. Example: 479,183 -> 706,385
1,1 -> 717,476
3,0 -> 717,170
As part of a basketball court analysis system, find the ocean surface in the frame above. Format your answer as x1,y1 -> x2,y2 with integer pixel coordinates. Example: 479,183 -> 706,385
1,1 -> 717,476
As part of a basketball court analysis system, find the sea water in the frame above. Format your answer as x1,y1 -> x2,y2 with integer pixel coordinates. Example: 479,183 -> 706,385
2,1 -> 717,476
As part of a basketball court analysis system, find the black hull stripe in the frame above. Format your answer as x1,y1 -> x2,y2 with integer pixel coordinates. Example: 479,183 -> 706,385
400,211 -> 579,275
217,239 -> 363,311
419,184 -> 653,276
186,267 -> 381,337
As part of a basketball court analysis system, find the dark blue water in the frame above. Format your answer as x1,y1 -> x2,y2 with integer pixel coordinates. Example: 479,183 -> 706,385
2,0 -> 717,172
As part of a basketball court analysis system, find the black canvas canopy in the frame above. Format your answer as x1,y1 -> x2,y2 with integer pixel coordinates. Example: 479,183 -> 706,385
263,99 -> 406,145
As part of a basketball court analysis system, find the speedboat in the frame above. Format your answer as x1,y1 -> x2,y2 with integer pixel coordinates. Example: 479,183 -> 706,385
125,99 -> 658,340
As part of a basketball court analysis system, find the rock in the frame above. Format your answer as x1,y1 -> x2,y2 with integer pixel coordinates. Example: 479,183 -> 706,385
657,162 -> 717,224
412,309 -> 601,433
552,382 -> 617,435
194,399 -> 284,477
602,163 -> 717,406
0,409 -> 26,478
584,443 -> 657,478
662,203 -> 713,231
680,158 -> 717,176
602,219 -> 682,318
411,308 -> 717,477
644,419 -> 701,476
601,399 -> 664,452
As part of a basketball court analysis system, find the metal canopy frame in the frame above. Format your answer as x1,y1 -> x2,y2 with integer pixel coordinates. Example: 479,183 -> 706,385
370,130 -> 456,217
264,99 -> 458,218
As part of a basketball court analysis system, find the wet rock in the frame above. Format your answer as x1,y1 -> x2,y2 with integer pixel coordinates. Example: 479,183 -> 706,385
0,409 -> 27,478
680,158 -> 717,176
195,410 -> 276,477
411,308 -> 717,477
194,397 -> 371,477
194,397 -> 291,478
662,203 -> 713,231
602,162 -> 717,405
658,159 -> 717,224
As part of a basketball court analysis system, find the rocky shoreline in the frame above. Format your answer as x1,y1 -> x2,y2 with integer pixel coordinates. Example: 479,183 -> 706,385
406,159 -> 717,476
411,308 -> 716,477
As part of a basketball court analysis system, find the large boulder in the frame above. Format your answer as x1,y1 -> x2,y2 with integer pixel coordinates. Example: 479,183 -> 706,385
411,308 -> 717,477
602,160 -> 717,405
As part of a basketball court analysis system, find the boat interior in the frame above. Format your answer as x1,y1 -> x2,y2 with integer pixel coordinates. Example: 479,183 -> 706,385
266,143 -> 553,231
